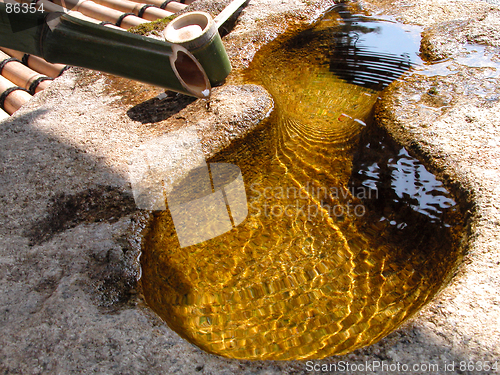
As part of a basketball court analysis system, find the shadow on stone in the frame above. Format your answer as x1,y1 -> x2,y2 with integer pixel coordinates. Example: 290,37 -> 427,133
126,91 -> 196,124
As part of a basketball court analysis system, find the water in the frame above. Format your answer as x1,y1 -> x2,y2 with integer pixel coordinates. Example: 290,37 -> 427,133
325,9 -> 423,90
140,5 -> 466,360
416,44 -> 500,79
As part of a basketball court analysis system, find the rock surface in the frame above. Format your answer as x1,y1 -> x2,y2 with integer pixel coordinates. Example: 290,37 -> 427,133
1,0 -> 499,374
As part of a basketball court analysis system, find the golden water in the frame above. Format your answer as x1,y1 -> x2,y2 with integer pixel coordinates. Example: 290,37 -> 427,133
140,7 -> 465,360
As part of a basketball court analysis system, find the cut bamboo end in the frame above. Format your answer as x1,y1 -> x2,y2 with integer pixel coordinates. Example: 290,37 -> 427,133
164,12 -> 232,85
170,45 -> 210,98
164,11 -> 213,47
0,75 -> 32,114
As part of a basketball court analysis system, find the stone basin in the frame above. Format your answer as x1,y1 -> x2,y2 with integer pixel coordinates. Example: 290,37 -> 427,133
0,0 -> 499,373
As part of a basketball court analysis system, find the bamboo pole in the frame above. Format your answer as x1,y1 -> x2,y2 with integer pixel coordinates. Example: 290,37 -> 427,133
0,50 -> 52,93
164,12 -> 231,85
16,0 -> 123,30
213,0 -> 247,28
163,0 -> 248,85
127,0 -> 186,13
0,75 -> 32,114
90,0 -> 174,22
0,7 -> 212,97
52,0 -> 148,29
0,48 -> 67,78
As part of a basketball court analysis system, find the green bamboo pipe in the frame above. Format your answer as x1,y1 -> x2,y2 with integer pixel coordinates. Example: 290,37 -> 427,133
0,5 -> 212,97
164,11 -> 231,86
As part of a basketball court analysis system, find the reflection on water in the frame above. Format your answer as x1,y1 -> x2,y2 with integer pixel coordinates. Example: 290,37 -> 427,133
140,5 -> 466,360
327,8 -> 422,90
352,139 -> 457,225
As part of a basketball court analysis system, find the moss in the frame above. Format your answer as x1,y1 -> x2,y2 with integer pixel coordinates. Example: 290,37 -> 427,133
127,16 -> 176,36
428,86 -> 439,96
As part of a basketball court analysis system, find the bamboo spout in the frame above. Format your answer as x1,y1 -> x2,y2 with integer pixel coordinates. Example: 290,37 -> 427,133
164,11 -> 231,85
0,7 -> 212,97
